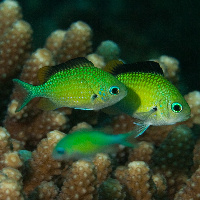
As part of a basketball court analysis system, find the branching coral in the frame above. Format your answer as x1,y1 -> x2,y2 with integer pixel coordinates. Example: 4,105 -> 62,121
93,153 -> 112,187
0,0 -> 33,123
0,0 -> 22,35
3,48 -> 68,147
174,165 -> 200,200
128,141 -> 154,164
193,139 -> 200,172
58,160 -> 98,200
98,178 -> 126,200
0,127 -> 24,170
28,181 -> 59,200
96,40 -> 120,63
3,19 -> 93,148
185,91 -> 200,125
0,20 -> 32,81
0,0 -> 199,199
151,125 -> 194,199
45,20 -> 93,64
0,171 -> 24,200
23,130 -> 64,194
115,161 -> 156,200
152,173 -> 167,198
0,0 -> 32,82
155,55 -> 180,85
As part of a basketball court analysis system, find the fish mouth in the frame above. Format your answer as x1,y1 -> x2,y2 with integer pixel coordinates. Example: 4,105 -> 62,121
179,113 -> 191,122
167,113 -> 191,124
185,113 -> 191,120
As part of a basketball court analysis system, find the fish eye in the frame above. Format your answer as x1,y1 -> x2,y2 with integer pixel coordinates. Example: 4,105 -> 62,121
56,147 -> 65,154
171,102 -> 183,113
109,86 -> 120,95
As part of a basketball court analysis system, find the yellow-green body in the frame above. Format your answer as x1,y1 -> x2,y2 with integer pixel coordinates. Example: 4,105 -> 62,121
114,71 -> 190,126
52,129 -> 136,160
104,60 -> 191,129
13,57 -> 127,112
36,66 -> 126,109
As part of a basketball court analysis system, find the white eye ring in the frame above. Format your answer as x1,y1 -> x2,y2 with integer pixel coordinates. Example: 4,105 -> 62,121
171,102 -> 182,113
109,86 -> 120,95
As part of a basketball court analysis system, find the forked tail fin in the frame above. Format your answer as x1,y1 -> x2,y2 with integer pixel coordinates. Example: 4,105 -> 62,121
116,131 -> 139,148
13,79 -> 36,112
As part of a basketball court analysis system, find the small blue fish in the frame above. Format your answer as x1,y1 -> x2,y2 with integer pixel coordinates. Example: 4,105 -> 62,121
52,129 -> 137,160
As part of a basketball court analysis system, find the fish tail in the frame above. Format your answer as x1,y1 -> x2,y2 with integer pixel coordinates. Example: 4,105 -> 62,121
118,124 -> 150,147
13,79 -> 36,112
117,131 -> 139,148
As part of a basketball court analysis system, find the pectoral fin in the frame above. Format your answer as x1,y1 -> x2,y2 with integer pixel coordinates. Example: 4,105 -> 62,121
132,122 -> 150,137
130,108 -> 157,137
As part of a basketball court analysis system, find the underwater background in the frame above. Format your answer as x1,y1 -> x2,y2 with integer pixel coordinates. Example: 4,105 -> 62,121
0,0 -> 200,199
17,0 -> 200,92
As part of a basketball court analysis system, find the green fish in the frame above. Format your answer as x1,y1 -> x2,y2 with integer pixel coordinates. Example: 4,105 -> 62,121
52,129 -> 137,160
13,57 -> 127,112
104,60 -> 191,137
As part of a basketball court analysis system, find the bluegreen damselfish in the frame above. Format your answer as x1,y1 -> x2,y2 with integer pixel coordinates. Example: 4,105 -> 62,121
13,57 -> 127,112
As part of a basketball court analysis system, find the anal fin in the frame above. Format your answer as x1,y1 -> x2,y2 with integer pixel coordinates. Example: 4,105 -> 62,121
37,98 -> 58,111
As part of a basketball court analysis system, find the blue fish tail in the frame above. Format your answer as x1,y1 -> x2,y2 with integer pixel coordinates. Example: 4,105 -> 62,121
116,132 -> 138,148
118,123 -> 150,147
13,79 -> 36,112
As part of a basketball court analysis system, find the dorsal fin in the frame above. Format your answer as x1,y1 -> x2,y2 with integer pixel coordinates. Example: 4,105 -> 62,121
104,60 -> 124,74
38,57 -> 94,84
104,60 -> 164,76
38,66 -> 51,84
